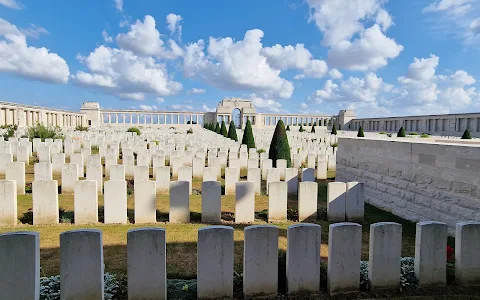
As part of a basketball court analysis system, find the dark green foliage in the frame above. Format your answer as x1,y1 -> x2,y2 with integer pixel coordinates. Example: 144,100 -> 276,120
311,124 -> 315,133
220,121 -> 228,137
75,125 -> 89,131
357,126 -> 365,137
269,120 -> 291,167
227,121 -> 238,141
299,125 -> 304,132
2,124 -> 17,139
331,124 -> 337,135
27,123 -> 63,141
461,129 -> 472,139
127,127 -> 141,135
286,125 -> 290,131
186,128 -> 193,134
397,126 -> 406,137
214,122 -> 220,134
241,119 -> 256,149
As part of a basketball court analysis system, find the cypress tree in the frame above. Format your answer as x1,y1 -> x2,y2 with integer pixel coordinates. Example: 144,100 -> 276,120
269,120 -> 292,167
286,125 -> 290,131
241,119 -> 256,149
215,122 -> 220,134
220,121 -> 228,137
397,127 -> 406,137
311,124 -> 315,133
228,121 -> 238,141
357,126 -> 365,137
461,129 -> 472,139
299,125 -> 304,132
331,124 -> 337,135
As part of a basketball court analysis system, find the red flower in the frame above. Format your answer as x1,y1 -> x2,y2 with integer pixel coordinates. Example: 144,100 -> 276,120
447,245 -> 454,262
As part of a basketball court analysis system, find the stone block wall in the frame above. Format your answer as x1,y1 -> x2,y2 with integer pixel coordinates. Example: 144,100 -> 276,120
336,137 -> 480,232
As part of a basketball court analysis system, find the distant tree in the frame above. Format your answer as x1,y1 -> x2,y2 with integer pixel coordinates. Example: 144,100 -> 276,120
228,121 -> 238,141
220,121 -> 228,137
269,120 -> 292,167
461,129 -> 472,139
311,124 -> 316,133
286,125 -> 290,131
241,119 -> 256,149
331,124 -> 337,135
299,125 -> 304,132
215,122 -> 220,134
357,126 -> 365,137
397,127 -> 406,137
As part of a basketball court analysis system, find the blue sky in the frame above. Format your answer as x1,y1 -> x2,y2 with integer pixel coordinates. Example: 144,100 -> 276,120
0,0 -> 479,118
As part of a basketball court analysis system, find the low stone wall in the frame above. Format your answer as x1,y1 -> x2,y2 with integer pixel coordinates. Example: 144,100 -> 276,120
336,137 -> 480,233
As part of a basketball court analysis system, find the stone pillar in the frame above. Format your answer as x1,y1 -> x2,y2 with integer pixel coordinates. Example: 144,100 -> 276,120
286,224 -> 321,295
60,230 -> 104,300
414,221 -> 448,286
128,228 -> 167,300
197,226 -> 234,299
0,232 -> 40,300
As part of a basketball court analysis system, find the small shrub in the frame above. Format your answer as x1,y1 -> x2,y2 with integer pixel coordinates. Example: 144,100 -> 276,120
75,125 -> 89,131
186,128 -> 193,134
359,257 -> 418,291
421,133 -> 430,138
257,149 -> 266,154
2,124 -> 17,139
127,127 -> 141,136
379,131 -> 387,134
461,128 -> 472,139
25,182 -> 32,194
299,125 -> 304,132
397,126 -> 406,137
286,125 -> 290,131
357,126 -> 365,137
27,123 -> 63,141
91,145 -> 99,154
331,143 -> 338,148
409,132 -> 418,135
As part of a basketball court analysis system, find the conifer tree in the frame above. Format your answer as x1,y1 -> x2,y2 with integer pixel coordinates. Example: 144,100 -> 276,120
397,127 -> 406,137
220,121 -> 228,137
311,124 -> 316,133
215,122 -> 220,134
299,125 -> 304,132
357,126 -> 365,137
269,120 -> 292,167
227,121 -> 238,141
331,124 -> 337,135
241,119 -> 256,149
461,129 -> 472,139
286,125 -> 290,131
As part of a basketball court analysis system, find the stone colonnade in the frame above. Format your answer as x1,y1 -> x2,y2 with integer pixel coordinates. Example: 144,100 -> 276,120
0,102 -> 86,128
101,111 -> 204,125
261,115 -> 338,127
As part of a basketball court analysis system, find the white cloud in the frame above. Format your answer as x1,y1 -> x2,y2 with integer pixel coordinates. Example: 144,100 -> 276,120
423,0 -> 480,45
73,45 -> 182,100
327,24 -> 403,71
21,25 -> 48,39
166,13 -> 183,36
248,93 -> 285,113
184,29 -> 294,99
139,104 -> 158,110
116,15 -> 184,59
188,88 -> 206,94
0,0 -> 23,9
309,79 -> 339,103
329,68 -> 342,79
102,30 -> 113,43
202,104 -> 215,112
168,104 -> 194,111
404,54 -> 439,81
155,97 -> 164,103
306,0 -> 392,46
0,18 -> 69,84
114,0 -> 123,12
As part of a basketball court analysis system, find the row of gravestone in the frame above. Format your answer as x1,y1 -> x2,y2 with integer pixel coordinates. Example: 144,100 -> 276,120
0,175 -> 364,226
1,221 -> 479,299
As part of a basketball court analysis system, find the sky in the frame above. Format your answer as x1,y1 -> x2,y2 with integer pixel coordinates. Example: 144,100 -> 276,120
0,0 -> 479,118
